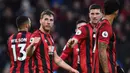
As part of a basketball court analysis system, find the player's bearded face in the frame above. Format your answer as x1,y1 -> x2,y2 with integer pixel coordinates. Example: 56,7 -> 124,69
89,9 -> 103,24
40,15 -> 54,32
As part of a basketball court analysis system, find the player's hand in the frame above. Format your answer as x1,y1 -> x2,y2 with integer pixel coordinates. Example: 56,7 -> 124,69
69,68 -> 79,73
66,38 -> 78,48
66,38 -> 74,48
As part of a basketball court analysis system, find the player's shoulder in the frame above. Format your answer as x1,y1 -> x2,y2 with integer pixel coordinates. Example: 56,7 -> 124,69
7,33 -> 18,44
100,18 -> 110,25
80,23 -> 92,31
8,34 -> 14,41
8,31 -> 19,39
98,19 -> 113,34
77,24 -> 90,34
31,30 -> 40,37
79,23 -> 89,28
98,19 -> 111,29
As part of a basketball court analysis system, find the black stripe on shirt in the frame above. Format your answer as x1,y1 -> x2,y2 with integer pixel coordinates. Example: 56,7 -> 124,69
109,33 -> 115,73
40,34 -> 48,73
85,26 -> 92,73
20,31 -> 26,73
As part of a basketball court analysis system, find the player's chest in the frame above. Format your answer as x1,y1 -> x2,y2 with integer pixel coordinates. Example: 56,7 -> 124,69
40,35 -> 55,54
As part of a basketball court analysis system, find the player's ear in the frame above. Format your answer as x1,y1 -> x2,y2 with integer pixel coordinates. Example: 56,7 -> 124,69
89,12 -> 91,18
115,10 -> 119,14
40,19 -> 42,25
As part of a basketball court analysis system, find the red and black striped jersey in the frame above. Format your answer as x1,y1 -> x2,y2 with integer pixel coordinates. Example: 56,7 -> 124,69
30,30 -> 56,73
7,31 -> 33,73
60,44 -> 79,69
72,23 -> 94,73
93,19 -> 117,73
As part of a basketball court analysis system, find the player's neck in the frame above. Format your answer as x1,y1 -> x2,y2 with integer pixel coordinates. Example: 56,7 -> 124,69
104,15 -> 115,25
90,21 -> 97,28
18,28 -> 28,32
90,22 -> 97,28
39,27 -> 50,34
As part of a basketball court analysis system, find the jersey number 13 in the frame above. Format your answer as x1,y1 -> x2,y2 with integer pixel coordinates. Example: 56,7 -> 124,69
11,44 -> 26,61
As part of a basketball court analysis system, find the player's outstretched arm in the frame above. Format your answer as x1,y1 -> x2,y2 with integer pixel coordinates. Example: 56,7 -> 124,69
54,51 -> 79,73
53,45 -> 73,71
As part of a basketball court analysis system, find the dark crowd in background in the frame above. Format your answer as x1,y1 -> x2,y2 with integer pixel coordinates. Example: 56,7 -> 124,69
0,0 -> 130,73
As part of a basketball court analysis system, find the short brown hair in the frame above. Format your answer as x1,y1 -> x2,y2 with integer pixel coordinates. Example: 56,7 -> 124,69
40,9 -> 55,19
89,4 -> 103,13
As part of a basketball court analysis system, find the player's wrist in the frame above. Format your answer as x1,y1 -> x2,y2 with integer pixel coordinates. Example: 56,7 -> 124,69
69,67 -> 76,72
69,67 -> 73,72
69,68 -> 79,73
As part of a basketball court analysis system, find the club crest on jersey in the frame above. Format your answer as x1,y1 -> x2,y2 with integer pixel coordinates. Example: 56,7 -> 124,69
48,46 -> 55,55
30,38 -> 34,43
76,29 -> 82,35
102,31 -> 108,38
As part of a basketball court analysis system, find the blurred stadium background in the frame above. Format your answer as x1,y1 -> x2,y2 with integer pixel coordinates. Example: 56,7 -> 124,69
0,0 -> 130,73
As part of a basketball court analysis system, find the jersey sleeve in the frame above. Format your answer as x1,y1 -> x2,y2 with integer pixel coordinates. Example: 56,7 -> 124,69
98,23 -> 113,44
60,45 -> 73,60
73,26 -> 87,42
30,32 -> 41,50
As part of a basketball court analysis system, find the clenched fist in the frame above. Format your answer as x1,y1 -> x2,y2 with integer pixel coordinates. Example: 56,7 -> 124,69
66,38 -> 78,48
